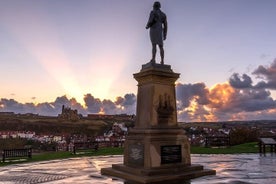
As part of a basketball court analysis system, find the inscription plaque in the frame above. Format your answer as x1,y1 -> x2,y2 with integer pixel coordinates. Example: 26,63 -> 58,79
128,144 -> 144,166
161,145 -> 181,164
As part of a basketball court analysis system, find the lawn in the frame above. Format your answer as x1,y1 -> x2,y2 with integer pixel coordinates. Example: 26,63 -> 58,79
0,147 -> 124,166
191,142 -> 259,154
0,142 -> 261,166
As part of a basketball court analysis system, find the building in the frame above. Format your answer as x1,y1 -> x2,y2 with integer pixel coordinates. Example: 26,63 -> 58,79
58,105 -> 80,121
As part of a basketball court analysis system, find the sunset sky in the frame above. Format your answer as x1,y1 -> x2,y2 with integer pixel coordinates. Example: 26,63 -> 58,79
1,0 -> 276,121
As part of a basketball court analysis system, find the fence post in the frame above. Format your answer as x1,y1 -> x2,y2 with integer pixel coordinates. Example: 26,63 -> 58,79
2,151 -> 5,162
73,145 -> 76,154
28,148 -> 32,158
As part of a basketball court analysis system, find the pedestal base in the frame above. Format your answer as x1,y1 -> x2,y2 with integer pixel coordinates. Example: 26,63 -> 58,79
101,128 -> 215,183
123,128 -> 191,168
101,164 -> 215,184
101,63 -> 216,183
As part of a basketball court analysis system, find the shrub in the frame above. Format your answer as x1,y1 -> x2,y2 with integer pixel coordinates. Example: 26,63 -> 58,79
229,127 -> 259,145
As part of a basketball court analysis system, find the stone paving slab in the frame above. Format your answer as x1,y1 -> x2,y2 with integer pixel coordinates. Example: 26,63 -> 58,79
0,154 -> 275,184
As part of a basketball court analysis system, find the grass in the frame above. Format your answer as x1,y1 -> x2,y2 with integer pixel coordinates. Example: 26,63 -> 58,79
191,142 -> 259,154
31,147 -> 124,161
0,142 -> 262,167
0,147 -> 124,166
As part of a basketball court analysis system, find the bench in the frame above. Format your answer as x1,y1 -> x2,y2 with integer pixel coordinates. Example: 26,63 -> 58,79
2,148 -> 32,162
72,142 -> 99,154
259,138 -> 276,154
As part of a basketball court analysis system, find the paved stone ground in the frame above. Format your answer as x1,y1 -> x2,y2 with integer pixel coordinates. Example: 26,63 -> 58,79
0,156 -> 123,184
192,154 -> 276,184
0,154 -> 275,184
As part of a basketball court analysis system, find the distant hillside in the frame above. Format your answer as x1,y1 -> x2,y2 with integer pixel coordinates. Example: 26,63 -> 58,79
0,116 -> 110,136
180,120 -> 276,130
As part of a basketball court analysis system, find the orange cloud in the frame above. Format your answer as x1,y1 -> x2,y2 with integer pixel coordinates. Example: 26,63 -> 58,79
208,82 -> 236,109
203,106 -> 218,122
177,82 -> 240,121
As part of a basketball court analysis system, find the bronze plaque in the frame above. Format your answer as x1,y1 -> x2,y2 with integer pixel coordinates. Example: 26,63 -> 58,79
161,145 -> 181,164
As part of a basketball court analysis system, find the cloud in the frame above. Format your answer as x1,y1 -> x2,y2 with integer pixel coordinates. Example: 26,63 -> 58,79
82,93 -> 136,115
176,82 -> 237,121
36,102 -> 56,116
1,60 -> 276,122
83,94 -> 102,113
210,59 -> 276,121
122,94 -> 136,106
176,83 -> 209,109
0,95 -> 87,116
0,98 -> 25,113
229,60 -> 276,90
177,102 -> 212,122
212,85 -> 275,113
176,83 -> 212,121
116,93 -> 136,115
229,73 -> 252,89
176,75 -> 276,122
102,99 -> 117,115
0,93 -> 137,116
252,59 -> 276,89
208,83 -> 236,110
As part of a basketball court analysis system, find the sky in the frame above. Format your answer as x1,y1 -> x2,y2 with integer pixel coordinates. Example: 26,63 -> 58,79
0,0 -> 276,122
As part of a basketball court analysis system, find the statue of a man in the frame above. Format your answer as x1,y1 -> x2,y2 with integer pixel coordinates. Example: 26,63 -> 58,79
146,1 -> 167,65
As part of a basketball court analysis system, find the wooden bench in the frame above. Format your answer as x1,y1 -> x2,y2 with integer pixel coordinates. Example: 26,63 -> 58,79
72,142 -> 99,154
2,148 -> 32,162
259,138 -> 276,154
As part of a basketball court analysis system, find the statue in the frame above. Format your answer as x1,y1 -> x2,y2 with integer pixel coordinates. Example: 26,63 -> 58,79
146,1 -> 167,65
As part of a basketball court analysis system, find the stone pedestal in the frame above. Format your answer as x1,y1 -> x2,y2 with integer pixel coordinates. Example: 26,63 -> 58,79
101,62 -> 215,184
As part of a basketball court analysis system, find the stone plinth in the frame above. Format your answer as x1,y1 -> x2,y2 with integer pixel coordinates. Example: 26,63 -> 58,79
134,62 -> 179,129
101,62 -> 215,183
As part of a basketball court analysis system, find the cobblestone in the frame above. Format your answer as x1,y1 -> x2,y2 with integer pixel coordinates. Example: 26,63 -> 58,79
0,172 -> 68,184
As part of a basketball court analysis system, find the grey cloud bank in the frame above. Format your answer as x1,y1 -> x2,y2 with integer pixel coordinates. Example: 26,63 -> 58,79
1,61 -> 276,121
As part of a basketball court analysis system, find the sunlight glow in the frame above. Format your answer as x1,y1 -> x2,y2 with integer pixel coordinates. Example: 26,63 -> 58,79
184,98 -> 197,115
1,6 -> 85,104
88,53 -> 127,100
0,2 -> 136,105
203,106 -> 217,122
209,82 -> 235,108
98,107 -> 105,115
184,97 -> 205,121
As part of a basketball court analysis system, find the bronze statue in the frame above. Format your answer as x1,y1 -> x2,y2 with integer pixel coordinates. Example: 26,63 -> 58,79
146,1 -> 167,65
